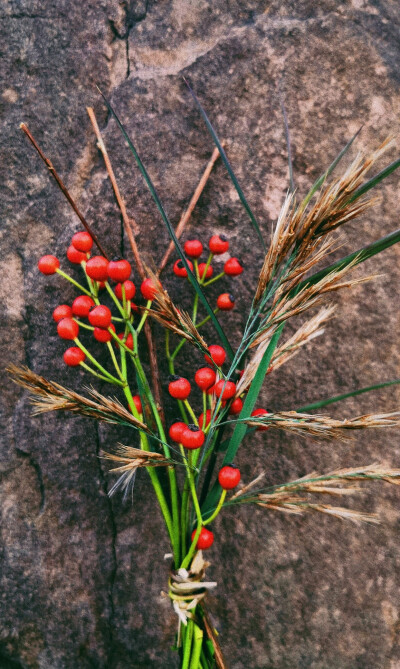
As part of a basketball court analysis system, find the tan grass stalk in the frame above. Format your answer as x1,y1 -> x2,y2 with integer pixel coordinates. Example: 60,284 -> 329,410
8,365 -> 149,431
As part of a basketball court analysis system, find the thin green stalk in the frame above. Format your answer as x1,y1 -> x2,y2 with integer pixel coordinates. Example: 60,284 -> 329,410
181,453 -> 203,569
189,624 -> 203,669
73,338 -> 121,383
182,620 -> 194,669
104,281 -> 126,318
136,300 -> 151,334
73,319 -> 94,330
199,253 -> 213,284
55,268 -> 92,296
184,400 -> 198,426
79,361 -> 124,385
298,378 -> 400,412
203,490 -> 226,525
203,272 -> 224,287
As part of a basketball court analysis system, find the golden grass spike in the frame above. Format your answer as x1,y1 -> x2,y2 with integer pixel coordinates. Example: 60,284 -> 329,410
8,365 -> 149,431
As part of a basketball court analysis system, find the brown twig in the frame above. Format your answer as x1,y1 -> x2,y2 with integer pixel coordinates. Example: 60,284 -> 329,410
201,605 -> 228,669
158,145 -> 223,275
20,122 -> 109,258
86,108 -> 165,425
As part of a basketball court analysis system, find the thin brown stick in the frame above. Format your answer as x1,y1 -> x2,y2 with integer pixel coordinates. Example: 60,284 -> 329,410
158,145 -> 222,275
201,605 -> 228,669
20,122 -> 109,258
86,108 -> 165,425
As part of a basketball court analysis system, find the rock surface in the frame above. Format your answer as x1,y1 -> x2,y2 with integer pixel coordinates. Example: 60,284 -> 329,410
1,1 -> 400,667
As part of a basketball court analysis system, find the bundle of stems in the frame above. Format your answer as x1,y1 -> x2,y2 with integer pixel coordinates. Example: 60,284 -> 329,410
13,88 -> 400,668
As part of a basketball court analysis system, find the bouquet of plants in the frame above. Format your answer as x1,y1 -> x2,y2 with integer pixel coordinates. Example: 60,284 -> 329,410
10,88 -> 400,668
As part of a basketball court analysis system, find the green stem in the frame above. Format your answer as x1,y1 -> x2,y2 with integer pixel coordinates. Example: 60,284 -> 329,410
203,271 -> 224,287
73,338 -> 121,383
55,268 -> 92,296
203,490 -> 226,525
73,319 -> 94,330
182,620 -> 194,669
189,623 -> 203,669
184,400 -> 198,426
298,378 -> 400,412
181,453 -> 203,569
104,281 -> 126,318
199,253 -> 213,284
136,300 -> 151,334
79,361 -> 124,385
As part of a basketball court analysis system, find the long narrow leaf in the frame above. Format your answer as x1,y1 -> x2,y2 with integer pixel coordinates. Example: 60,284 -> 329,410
99,90 -> 234,358
300,227 -> 400,289
184,78 -> 267,252
301,126 -> 363,210
201,325 -> 284,517
349,156 -> 400,203
298,378 -> 400,412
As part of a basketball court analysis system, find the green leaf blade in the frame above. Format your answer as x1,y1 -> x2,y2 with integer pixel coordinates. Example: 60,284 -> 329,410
99,90 -> 234,358
184,78 -> 267,253
298,378 -> 400,413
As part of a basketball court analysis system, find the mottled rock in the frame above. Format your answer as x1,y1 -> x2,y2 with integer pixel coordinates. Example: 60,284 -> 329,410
2,1 -> 400,667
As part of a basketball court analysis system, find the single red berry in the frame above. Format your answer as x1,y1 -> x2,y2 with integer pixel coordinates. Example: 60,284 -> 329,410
181,425 -> 205,449
224,257 -> 243,276
67,245 -> 87,264
184,239 -> 203,258
229,397 -> 243,415
214,379 -> 236,400
217,293 -> 235,311
209,234 -> 229,255
168,376 -> 191,400
198,409 -> 212,428
93,323 -> 116,343
251,408 -> 270,431
107,258 -> 132,282
72,295 -> 95,318
57,318 -> 79,340
173,258 -> 193,278
169,421 -> 187,442
198,263 -> 213,280
38,255 -> 60,275
194,367 -> 216,390
117,332 -> 134,350
218,464 -> 241,490
53,304 -> 72,322
63,346 -> 85,367
132,395 -> 142,414
131,302 -> 139,313
191,527 -> 214,550
86,256 -> 109,282
114,280 -> 136,301
141,278 -> 158,301
204,345 -> 226,367
71,231 -> 93,253
88,305 -> 112,328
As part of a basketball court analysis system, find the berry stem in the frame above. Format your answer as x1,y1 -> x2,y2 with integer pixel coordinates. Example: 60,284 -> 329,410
73,338 -> 121,384
203,271 -> 225,287
183,400 -> 198,426
106,341 -> 124,381
202,489 -> 226,525
55,269 -> 92,296
104,281 -> 126,318
180,452 -> 203,570
199,253 -> 213,285
79,361 -> 124,385
136,301 -> 151,335
72,319 -> 94,331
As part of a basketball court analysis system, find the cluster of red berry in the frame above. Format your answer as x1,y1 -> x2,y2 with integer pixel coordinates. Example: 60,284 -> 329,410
38,230 -> 269,552
173,234 -> 243,312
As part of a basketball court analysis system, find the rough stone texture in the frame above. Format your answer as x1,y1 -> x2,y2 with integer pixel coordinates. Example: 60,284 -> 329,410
2,1 -> 400,667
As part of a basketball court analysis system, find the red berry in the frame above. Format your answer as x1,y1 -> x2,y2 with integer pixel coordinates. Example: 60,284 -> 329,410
214,379 -> 236,400
117,332 -> 134,350
98,281 -> 106,291
204,345 -> 226,367
141,278 -> 158,301
209,234 -> 229,255
218,464 -> 241,490
191,527 -> 214,550
173,259 -> 193,278
93,323 -> 116,343
184,239 -> 203,258
71,231 -> 93,253
251,408 -> 270,431
181,425 -> 205,449
86,256 -> 109,281
229,397 -> 243,415
224,257 -> 243,276
194,367 -> 216,390
72,295 -> 95,318
217,293 -> 235,311
198,263 -> 213,280
132,395 -> 142,414
88,305 -> 112,328
53,304 -> 72,322
63,346 -> 85,367
168,376 -> 191,400
38,255 -> 60,275
107,258 -> 132,283
198,409 -> 212,428
114,280 -> 136,300
57,318 -> 79,340
169,421 -> 187,442
67,245 -> 87,264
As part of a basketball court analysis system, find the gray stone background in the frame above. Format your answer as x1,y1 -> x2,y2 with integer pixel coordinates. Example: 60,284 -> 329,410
2,1 -> 400,667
